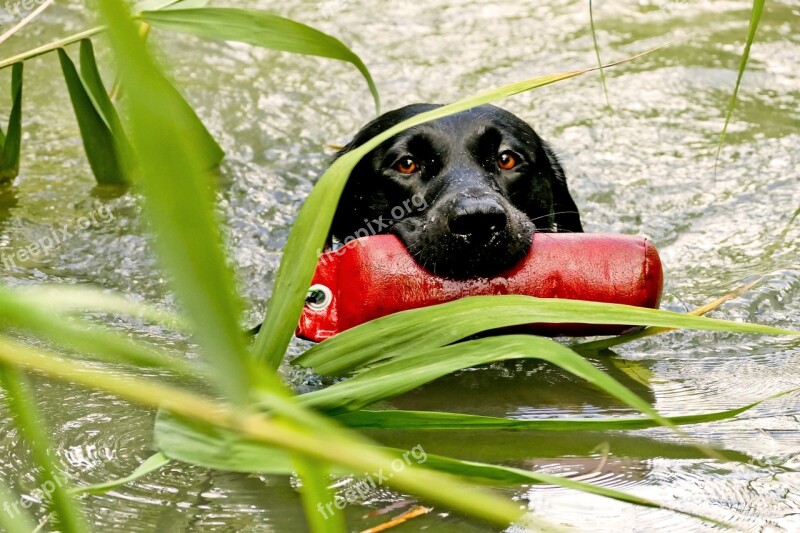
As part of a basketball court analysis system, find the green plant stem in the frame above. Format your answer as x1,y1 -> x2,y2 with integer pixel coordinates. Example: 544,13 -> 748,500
0,27 -> 105,71
714,0 -> 765,172
589,0 -> 610,108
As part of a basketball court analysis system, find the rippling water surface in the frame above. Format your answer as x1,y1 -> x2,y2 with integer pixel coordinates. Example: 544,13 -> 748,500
0,0 -> 798,530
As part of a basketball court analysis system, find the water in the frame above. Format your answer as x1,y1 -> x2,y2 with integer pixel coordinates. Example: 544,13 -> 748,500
0,0 -> 798,530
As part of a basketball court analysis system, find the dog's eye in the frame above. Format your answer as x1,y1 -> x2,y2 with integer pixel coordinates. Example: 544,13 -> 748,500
395,157 -> 418,174
497,151 -> 518,170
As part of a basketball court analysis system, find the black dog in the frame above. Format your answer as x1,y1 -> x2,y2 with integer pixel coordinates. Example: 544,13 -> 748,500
330,104 -> 583,279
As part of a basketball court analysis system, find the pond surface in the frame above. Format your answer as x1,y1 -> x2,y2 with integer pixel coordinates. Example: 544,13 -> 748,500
1,0 -> 799,531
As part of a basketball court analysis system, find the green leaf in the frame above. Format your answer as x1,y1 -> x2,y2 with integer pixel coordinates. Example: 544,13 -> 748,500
11,284 -> 188,330
0,28 -> 105,72
334,387 -> 791,430
299,336 -> 668,425
70,453 -> 171,495
0,2 -> 206,72
294,295 -> 800,377
414,453 -> 727,528
0,286 -> 200,377
293,457 -> 346,533
79,39 -> 125,138
140,7 -> 380,113
58,47 -> 127,185
0,62 -> 23,183
98,0 -> 250,403
573,277 -> 768,355
155,411 -> 559,530
714,0 -> 765,170
154,410 -> 725,528
0,366 -> 86,532
154,410 -> 303,473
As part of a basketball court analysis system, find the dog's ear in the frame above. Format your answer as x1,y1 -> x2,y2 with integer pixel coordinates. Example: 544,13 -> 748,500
327,120 -> 385,246
328,149 -> 376,246
542,143 -> 583,233
329,104 -> 443,245
328,117 -> 395,246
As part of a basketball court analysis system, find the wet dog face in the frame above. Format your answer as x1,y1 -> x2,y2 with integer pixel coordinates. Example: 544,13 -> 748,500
330,104 -> 583,279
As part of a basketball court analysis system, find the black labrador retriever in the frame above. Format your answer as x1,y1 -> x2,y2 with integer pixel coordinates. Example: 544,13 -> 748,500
249,104 -> 582,335
330,103 -> 583,279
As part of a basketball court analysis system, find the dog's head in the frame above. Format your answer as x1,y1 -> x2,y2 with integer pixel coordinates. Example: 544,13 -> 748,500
330,104 -> 582,279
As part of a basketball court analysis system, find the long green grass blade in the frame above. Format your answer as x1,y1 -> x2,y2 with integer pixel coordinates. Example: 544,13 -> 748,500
295,295 -> 800,376
0,66 -> 8,146
11,285 -> 188,330
299,336 -> 667,425
98,0 -> 250,403
0,287 -> 200,377
714,0 -> 765,171
293,457 -> 346,533
0,366 -> 86,532
154,410 -> 725,528
0,478 -> 38,533
156,411 -> 556,531
0,62 -> 23,182
154,410 -> 309,473
334,387 -> 794,429
70,453 -> 171,495
417,452 -> 728,527
764,203 -> 800,259
573,277 -> 766,354
589,0 -> 610,108
58,47 -> 127,185
140,7 -> 380,113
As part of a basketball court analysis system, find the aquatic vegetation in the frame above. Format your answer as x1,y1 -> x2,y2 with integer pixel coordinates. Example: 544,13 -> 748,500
0,0 -> 793,531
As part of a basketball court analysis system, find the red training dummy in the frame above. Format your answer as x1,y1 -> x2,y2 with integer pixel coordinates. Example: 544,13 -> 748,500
296,233 -> 663,342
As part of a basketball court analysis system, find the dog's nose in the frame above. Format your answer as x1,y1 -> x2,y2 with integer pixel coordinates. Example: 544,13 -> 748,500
448,198 -> 508,240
